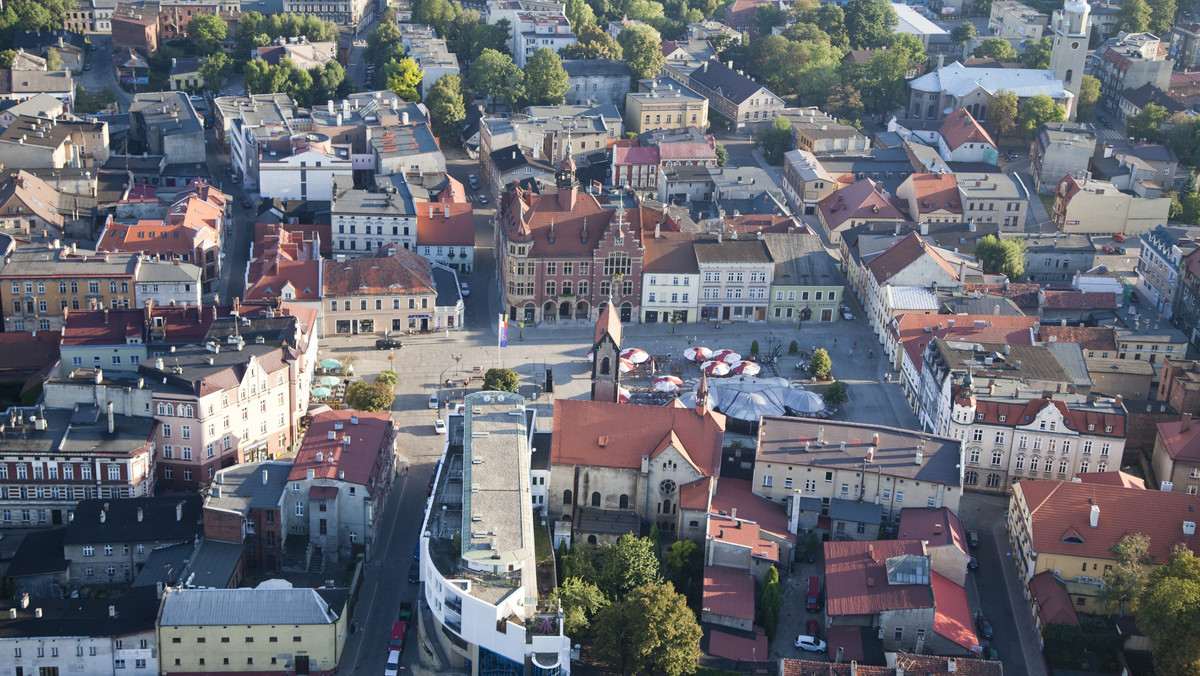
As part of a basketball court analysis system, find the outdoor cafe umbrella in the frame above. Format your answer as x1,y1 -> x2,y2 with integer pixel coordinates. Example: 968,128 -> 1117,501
702,360 -> 731,377
654,379 -> 681,393
619,358 -> 635,373
319,358 -> 341,370
618,387 -> 632,403
586,349 -> 595,362
318,375 -> 340,387
621,348 -> 650,363
311,387 -> 332,398
684,346 -> 712,362
713,349 -> 741,364
731,361 -> 761,376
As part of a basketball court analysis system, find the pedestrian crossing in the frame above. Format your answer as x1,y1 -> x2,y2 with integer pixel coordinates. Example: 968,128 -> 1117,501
1096,128 -> 1126,142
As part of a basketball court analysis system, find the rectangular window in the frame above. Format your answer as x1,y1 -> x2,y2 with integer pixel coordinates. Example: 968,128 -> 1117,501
761,475 -> 773,487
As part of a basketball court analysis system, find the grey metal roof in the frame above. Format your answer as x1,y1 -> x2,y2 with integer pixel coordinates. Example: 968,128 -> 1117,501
431,265 -> 462,310
694,238 -> 772,264
762,233 -> 840,288
829,498 -> 883,524
131,542 -> 193,588
64,495 -> 203,545
184,539 -> 245,589
159,587 -> 346,626
562,59 -> 630,77
136,259 -> 202,284
207,461 -> 292,516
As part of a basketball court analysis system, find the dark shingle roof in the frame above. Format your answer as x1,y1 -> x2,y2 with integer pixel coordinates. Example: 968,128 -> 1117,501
688,61 -> 767,104
63,495 -> 203,545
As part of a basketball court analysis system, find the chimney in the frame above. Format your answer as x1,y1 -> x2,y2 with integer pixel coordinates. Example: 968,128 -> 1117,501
34,609 -> 41,619
108,605 -> 116,618
5,610 -> 13,620
176,502 -> 183,522
19,594 -> 28,609
262,469 -> 269,485
1090,504 -> 1100,528
107,401 -> 114,434
1184,413 -> 1194,431
100,510 -> 106,524
731,507 -> 737,519
1114,394 -> 1123,409
137,508 -> 143,523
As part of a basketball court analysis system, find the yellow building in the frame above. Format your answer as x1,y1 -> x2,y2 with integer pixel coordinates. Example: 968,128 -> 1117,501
0,247 -> 140,333
157,587 -> 349,676
625,77 -> 709,134
1008,478 -> 1200,614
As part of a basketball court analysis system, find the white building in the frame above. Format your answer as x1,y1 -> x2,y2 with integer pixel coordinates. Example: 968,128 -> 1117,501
330,175 -> 418,257
420,391 -> 572,676
641,231 -> 701,324
891,3 -> 949,47
134,258 -> 202,308
515,14 -> 577,67
258,147 -> 353,203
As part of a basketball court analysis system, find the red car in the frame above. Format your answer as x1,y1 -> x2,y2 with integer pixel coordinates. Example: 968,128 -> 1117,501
1103,245 -> 1117,254
1113,233 -> 1126,242
806,619 -> 820,638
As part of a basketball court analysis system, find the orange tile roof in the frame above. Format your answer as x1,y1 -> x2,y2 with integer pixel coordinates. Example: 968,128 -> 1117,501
1017,479 -> 1200,563
707,628 -> 768,664
906,174 -> 961,215
1155,417 -> 1200,462
594,302 -> 622,346
1040,325 -> 1118,350
938,108 -> 996,151
702,565 -> 755,621
62,309 -> 144,346
895,313 -> 1038,374
823,539 -> 933,617
1028,570 -> 1080,627
967,396 -> 1126,438
550,399 -> 724,475
245,228 -> 321,302
868,231 -> 959,284
98,221 -> 208,260
897,507 -> 967,552
930,571 -> 977,650
415,201 -> 474,247
500,183 -> 618,255
322,244 -> 435,297
679,477 -> 711,511
711,477 -> 795,543
291,410 -> 395,487
708,514 -> 779,561
818,179 -> 906,232
780,659 -> 894,676
1073,470 -> 1146,489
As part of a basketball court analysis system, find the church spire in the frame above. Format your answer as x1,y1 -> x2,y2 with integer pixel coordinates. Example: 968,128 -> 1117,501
696,372 -> 710,417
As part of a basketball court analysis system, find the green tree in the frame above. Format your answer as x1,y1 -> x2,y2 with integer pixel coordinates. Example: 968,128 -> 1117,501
469,48 -> 523,109
566,0 -> 598,28
384,57 -> 424,102
844,0 -> 898,49
187,12 -> 227,53
1018,93 -> 1066,139
468,20 -> 512,59
1127,102 -> 1168,142
755,4 -> 787,35
951,21 -> 976,47
557,577 -> 608,637
805,4 -> 849,49
561,544 -> 599,584
823,381 -> 849,406
1116,0 -> 1151,33
1167,117 -> 1200,167
973,234 -> 1027,279
426,73 -> 466,145
987,90 -> 1019,138
759,566 -> 782,638
199,52 -> 231,95
244,58 -> 284,94
0,50 -> 13,69
617,24 -> 665,80
1138,546 -> 1200,674
344,381 -> 395,411
1147,0 -> 1176,35
375,370 -> 399,388
757,115 -> 794,165
714,143 -> 728,167
1184,194 -> 1200,223
520,47 -> 570,106
592,583 -> 702,676
483,367 -> 520,392
664,539 -> 702,593
1097,534 -> 1153,616
598,534 -> 661,599
973,37 -> 1017,61
560,22 -> 623,59
825,81 -> 865,120
1078,75 -> 1101,120
365,21 -> 405,68
625,0 -> 666,22
44,47 -> 62,72
413,0 -> 462,39
809,348 -> 832,379
1019,37 -> 1052,69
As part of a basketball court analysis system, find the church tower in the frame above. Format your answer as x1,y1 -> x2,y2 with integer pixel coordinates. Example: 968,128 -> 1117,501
1049,0 -> 1090,113
591,302 -> 622,402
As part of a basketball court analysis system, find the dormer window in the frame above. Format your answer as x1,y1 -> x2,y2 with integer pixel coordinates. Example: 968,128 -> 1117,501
1105,426 -> 1112,433
976,413 -> 984,420
1062,535 -> 1084,544
1087,424 -> 1095,431
999,415 -> 1007,422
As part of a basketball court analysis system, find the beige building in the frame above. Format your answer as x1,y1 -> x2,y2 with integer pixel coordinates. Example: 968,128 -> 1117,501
1151,414 -> 1200,494
321,244 -> 463,336
685,60 -> 785,129
753,417 -> 964,529
0,247 -> 140,333
1085,356 -> 1155,399
1052,174 -> 1172,235
957,172 -> 1030,232
762,233 -> 844,323
781,149 -> 837,215
157,587 -> 349,676
989,0 -> 1048,42
625,78 -> 709,134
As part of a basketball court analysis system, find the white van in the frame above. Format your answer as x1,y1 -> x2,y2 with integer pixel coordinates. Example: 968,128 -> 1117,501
384,650 -> 401,676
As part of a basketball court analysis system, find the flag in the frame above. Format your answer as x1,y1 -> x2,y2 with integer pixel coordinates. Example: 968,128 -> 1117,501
499,314 -> 508,347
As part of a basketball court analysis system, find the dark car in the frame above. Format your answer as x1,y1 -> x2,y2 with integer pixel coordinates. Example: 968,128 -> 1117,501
398,602 -> 414,623
983,646 -> 999,660
376,338 -> 403,350
805,619 -> 820,638
977,616 -> 994,640
1129,291 -> 1140,304
968,555 -> 979,570
408,561 -> 421,584
967,529 -> 980,549
412,544 -> 421,560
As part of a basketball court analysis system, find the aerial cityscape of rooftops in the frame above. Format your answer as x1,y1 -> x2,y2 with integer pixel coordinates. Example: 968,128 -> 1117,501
1,0 -> 1200,672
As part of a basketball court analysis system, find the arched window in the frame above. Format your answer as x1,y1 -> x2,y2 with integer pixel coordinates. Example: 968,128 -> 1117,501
619,494 -> 629,509
561,281 -> 572,296
662,499 -> 671,514
1065,69 -> 1073,84
600,357 -> 611,375
591,492 -> 601,507
965,471 -> 978,485
563,489 -> 573,505
986,474 -> 1001,487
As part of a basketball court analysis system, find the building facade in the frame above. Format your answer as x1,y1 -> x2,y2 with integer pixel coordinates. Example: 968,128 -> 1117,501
694,237 -> 774,322
330,175 -> 418,257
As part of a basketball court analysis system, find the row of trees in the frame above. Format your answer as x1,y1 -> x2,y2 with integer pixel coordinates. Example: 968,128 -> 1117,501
469,48 -> 570,110
242,58 -> 354,107
235,11 -> 340,58
0,0 -> 74,43
985,91 -> 1070,141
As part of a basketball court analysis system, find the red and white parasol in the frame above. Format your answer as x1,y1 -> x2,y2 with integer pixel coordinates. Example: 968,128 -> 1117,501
702,360 -> 731,376
619,358 -> 635,373
621,348 -> 650,363
586,349 -> 595,362
732,361 -> 761,376
713,349 -> 742,364
684,346 -> 713,362
618,387 -> 632,403
653,375 -> 683,392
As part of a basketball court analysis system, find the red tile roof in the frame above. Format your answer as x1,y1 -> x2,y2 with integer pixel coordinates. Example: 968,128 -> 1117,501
895,313 -> 1037,374
1155,417 -> 1200,462
938,108 -> 996,152
245,228 -> 321,302
415,200 -> 474,247
679,477 -> 711,510
642,231 -> 699,274
707,628 -> 768,663
500,183 -> 617,255
712,477 -> 794,543
291,410 -> 395,487
823,539 -> 932,617
1073,470 -> 1146,489
966,396 -> 1125,438
61,309 -> 144,346
658,141 -> 716,162
895,654 -> 1002,675
702,565 -> 755,621
780,659 -> 893,676
818,179 -> 906,232
905,174 -> 961,215
708,514 -> 779,561
897,507 -> 968,553
612,144 -> 659,166
1017,479 -> 1200,563
931,571 -> 978,650
1028,570 -> 1080,627
253,222 -> 332,257
322,244 -> 435,297
868,231 -> 959,284
550,399 -> 724,475
1043,290 -> 1118,310
1040,325 -> 1118,350
963,282 -> 1041,308
594,302 -> 622,346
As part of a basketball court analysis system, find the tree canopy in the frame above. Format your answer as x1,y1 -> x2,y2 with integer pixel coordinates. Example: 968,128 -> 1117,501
520,48 -> 570,106
974,234 -> 1027,280
365,21 -> 406,68
1078,75 -> 1101,120
384,57 -> 424,102
469,48 -> 523,108
1138,546 -> 1200,674
758,115 -> 794,165
973,37 -> 1017,61
1097,534 -> 1153,616
592,583 -> 702,676
483,367 -> 520,392
426,73 -> 466,146
1018,94 -> 1066,139
344,381 -> 395,412
986,90 -> 1019,139
1127,102 -> 1168,142
1115,0 -> 1151,33
1019,37 -> 1052,69
951,22 -> 976,46
186,13 -> 227,53
199,53 -> 231,96
844,0 -> 898,49
810,347 -> 832,379
598,533 -> 661,598
557,577 -> 608,637
617,24 -> 665,80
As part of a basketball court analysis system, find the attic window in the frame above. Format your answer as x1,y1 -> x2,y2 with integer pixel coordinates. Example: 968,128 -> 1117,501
1105,425 -> 1112,433
1088,424 -> 1095,431
598,436 -> 608,447
999,415 -> 1007,422
1025,415 -> 1030,421
1063,535 -> 1084,544
976,413 -> 984,421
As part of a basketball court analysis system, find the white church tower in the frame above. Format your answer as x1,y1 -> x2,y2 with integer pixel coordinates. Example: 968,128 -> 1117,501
1049,0 -> 1090,116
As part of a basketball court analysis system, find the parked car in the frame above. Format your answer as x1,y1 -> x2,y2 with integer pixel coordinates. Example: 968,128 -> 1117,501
398,602 -> 414,623
1102,245 -> 1116,254
428,393 -> 439,409
805,619 -> 820,638
794,634 -> 827,652
1113,233 -> 1126,242
967,529 -> 980,549
434,419 -> 446,434
805,576 -> 822,612
242,198 -> 252,209
83,63 -> 91,70
389,621 -> 407,651
968,555 -> 978,570
385,650 -> 401,676
1129,291 -> 1140,304
407,561 -> 421,584
376,338 -> 403,350
460,282 -> 470,297
841,308 -> 853,321
977,615 -> 994,640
